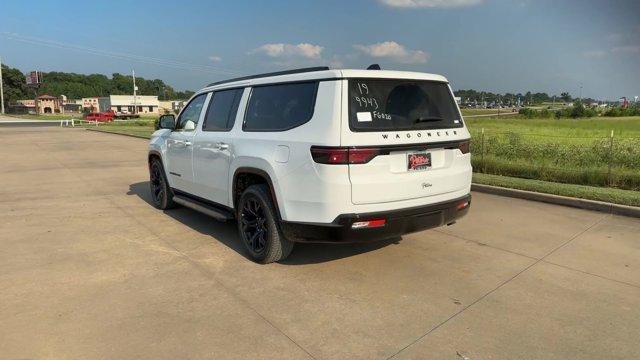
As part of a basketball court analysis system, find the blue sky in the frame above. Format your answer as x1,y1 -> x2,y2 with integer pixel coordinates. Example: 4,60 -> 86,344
1,0 -> 638,100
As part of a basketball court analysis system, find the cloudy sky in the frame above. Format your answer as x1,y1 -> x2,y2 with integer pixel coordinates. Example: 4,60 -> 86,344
1,0 -> 638,100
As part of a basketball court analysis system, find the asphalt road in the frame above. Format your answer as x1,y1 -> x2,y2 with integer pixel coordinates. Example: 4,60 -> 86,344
1,126 -> 638,359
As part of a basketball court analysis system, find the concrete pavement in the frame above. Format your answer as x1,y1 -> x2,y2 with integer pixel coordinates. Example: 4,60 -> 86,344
1,126 -> 638,359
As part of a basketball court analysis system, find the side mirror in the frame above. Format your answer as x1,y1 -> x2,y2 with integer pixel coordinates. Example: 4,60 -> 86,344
158,114 -> 175,130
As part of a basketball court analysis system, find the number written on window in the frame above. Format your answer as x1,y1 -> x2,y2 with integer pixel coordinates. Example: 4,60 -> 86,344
354,82 -> 379,110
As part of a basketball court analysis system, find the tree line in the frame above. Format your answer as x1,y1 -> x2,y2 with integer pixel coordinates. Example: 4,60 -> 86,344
1,63 -> 195,107
453,89 -> 587,105
1,62 -> 595,108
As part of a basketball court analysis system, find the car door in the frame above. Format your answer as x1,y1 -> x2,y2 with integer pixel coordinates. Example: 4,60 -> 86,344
192,88 -> 244,206
166,93 -> 209,192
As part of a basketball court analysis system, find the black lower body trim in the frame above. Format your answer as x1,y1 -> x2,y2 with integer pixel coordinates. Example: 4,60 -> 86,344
281,194 -> 471,243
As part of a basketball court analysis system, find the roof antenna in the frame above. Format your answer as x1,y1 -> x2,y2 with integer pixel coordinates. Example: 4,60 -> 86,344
367,64 -> 381,70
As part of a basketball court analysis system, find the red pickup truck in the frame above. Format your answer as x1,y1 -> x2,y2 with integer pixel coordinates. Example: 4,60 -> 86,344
85,111 -> 115,122
85,110 -> 140,122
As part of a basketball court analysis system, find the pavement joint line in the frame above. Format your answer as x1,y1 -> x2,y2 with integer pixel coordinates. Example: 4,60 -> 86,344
541,260 -> 640,290
434,229 -> 540,261
33,134 -> 317,359
437,226 -> 640,290
386,214 -> 607,359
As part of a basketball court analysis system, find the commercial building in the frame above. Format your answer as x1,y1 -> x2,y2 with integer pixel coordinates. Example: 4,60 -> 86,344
82,95 -> 159,115
37,95 -> 65,114
108,95 -> 159,115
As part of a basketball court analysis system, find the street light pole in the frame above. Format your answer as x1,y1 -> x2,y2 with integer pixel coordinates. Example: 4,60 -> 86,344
0,56 -> 5,114
132,69 -> 137,115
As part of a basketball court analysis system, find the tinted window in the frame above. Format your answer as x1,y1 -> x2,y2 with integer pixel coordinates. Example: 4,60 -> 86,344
176,93 -> 207,130
203,89 -> 243,131
349,79 -> 462,132
244,82 -> 318,131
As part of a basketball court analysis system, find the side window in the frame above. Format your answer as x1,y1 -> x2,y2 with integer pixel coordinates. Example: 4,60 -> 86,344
176,93 -> 207,131
202,88 -> 243,132
244,82 -> 318,131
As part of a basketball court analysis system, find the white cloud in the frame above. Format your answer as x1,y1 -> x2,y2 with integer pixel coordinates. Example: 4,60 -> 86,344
208,55 -> 222,62
354,41 -> 428,64
612,45 -> 640,54
379,0 -> 482,8
249,43 -> 324,59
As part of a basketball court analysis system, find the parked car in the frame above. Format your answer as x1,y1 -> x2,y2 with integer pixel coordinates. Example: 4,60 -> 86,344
148,66 -> 472,263
85,111 -> 114,122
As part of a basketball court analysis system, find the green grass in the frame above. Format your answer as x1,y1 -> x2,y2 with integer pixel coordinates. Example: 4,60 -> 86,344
473,173 -> 640,207
461,108 -> 516,116
80,119 -> 156,138
466,116 -> 640,138
466,116 -> 640,190
7,114 -> 82,120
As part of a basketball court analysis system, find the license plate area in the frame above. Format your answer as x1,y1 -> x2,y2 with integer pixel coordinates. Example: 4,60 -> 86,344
407,151 -> 431,172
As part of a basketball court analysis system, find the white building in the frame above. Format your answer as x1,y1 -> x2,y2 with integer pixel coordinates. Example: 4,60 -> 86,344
108,95 -> 159,115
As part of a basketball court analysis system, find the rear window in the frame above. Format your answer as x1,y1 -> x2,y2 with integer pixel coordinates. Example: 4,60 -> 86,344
348,79 -> 462,132
244,82 -> 318,131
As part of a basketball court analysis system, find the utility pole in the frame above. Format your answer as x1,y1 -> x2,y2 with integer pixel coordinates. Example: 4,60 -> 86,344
0,56 -> 5,114
132,69 -> 137,115
579,84 -> 583,102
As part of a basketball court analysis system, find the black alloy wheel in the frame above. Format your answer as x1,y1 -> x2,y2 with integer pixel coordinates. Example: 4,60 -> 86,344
240,198 -> 268,255
150,162 -> 165,205
149,158 -> 176,210
237,184 -> 294,263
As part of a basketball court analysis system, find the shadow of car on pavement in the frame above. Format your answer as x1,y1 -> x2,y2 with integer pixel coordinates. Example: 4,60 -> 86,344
128,181 -> 400,265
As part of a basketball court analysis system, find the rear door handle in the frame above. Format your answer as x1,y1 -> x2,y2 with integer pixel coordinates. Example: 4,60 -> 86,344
184,141 -> 192,147
216,142 -> 229,150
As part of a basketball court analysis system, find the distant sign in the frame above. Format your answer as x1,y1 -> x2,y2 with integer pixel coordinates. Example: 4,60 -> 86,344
26,71 -> 43,85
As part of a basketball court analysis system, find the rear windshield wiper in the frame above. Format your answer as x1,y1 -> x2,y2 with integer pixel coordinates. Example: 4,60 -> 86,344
415,116 -> 444,123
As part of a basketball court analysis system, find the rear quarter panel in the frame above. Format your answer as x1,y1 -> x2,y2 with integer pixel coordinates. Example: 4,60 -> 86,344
229,80 -> 348,222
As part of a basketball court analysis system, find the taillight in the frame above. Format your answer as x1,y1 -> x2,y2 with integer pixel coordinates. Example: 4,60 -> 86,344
309,147 -> 348,164
458,140 -> 470,154
310,147 -> 380,164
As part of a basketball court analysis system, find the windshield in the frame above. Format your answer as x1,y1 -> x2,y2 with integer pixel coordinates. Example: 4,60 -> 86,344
348,79 -> 463,132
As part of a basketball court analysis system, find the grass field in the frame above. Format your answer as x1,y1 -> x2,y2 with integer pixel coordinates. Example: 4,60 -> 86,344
7,114 -> 81,120
466,116 -> 640,190
86,119 -> 156,138
473,173 -> 640,207
461,108 -> 516,116
7,114 -> 159,121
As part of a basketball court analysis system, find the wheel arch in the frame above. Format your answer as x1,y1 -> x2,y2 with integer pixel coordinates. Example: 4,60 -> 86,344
148,150 -> 162,164
232,167 -> 283,220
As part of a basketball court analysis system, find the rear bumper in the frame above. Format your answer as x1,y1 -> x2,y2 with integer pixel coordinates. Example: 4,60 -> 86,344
280,194 -> 471,243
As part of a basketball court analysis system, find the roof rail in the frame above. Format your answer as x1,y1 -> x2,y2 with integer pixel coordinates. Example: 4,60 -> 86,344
207,66 -> 330,87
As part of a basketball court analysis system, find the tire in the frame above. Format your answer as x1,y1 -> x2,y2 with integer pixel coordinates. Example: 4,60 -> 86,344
149,158 -> 176,210
237,184 -> 294,264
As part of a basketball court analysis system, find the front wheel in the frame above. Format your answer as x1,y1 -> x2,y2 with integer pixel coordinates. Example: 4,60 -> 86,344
237,184 -> 294,263
149,158 -> 176,210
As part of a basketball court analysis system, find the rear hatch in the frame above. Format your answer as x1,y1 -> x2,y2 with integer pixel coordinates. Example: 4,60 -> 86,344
344,78 -> 470,205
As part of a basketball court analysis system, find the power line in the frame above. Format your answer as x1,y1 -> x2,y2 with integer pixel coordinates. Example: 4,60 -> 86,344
1,32 -> 242,76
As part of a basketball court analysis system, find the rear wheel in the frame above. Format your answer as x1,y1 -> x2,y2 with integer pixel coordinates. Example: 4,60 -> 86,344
149,158 -> 176,210
237,184 -> 294,263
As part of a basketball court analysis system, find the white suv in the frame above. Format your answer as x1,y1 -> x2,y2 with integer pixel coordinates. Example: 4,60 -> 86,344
148,66 -> 472,263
